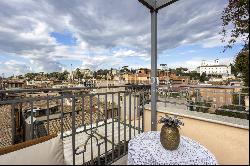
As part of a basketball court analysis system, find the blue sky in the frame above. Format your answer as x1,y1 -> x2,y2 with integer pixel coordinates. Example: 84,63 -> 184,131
0,0 -> 245,76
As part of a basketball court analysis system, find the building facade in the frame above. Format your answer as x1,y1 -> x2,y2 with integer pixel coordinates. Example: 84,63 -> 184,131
197,59 -> 231,76
80,69 -> 94,78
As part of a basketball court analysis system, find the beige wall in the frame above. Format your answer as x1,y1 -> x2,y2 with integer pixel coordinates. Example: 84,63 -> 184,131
144,110 -> 249,165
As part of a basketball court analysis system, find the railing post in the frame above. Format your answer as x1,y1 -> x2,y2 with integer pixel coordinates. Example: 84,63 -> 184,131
196,89 -> 199,103
30,101 -> 34,139
239,92 -> 241,106
46,95 -> 50,135
60,97 -> 64,140
164,90 -> 167,108
11,104 -> 16,145
90,95 -> 94,165
71,96 -> 76,165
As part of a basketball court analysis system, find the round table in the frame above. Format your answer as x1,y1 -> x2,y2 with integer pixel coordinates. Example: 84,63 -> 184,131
128,131 -> 218,165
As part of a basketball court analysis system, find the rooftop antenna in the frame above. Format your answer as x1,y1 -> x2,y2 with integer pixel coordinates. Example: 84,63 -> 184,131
138,0 -> 179,131
70,64 -> 73,82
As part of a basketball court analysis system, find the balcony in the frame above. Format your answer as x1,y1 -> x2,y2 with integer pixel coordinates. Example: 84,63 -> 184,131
0,85 -> 249,165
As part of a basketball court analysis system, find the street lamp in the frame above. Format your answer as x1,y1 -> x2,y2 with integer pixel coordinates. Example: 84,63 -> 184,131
138,0 -> 178,131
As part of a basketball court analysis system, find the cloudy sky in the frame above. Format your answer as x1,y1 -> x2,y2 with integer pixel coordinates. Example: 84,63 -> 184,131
0,0 -> 244,76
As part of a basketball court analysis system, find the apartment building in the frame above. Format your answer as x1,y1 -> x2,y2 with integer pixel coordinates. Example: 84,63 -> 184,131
2,80 -> 25,90
197,59 -> 231,76
187,85 -> 240,111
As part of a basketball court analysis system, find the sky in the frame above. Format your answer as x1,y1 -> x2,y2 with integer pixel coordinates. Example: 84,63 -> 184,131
0,0 -> 244,77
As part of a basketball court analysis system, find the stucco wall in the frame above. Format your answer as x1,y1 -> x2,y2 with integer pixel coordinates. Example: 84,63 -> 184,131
144,110 -> 249,165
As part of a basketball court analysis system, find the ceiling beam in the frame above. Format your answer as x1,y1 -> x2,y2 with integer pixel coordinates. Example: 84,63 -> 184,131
156,0 -> 179,10
138,0 -> 179,11
138,0 -> 156,11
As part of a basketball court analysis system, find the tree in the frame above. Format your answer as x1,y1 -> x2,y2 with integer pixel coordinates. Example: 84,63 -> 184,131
58,71 -> 69,80
25,73 -> 37,80
176,67 -> 188,75
221,0 -> 249,86
75,68 -> 82,79
234,49 -> 249,86
221,0 -> 249,50
199,72 -> 208,82
229,63 -> 238,76
215,105 -> 248,119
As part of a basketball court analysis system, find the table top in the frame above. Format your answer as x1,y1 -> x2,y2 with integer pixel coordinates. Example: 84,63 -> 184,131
128,131 -> 218,165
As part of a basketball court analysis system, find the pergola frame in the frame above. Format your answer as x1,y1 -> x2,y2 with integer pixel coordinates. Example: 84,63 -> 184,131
138,0 -> 179,131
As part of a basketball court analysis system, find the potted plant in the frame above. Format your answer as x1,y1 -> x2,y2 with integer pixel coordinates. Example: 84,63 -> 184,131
158,114 -> 184,150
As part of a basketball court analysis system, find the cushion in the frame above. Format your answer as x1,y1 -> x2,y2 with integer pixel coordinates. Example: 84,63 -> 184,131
0,136 -> 65,165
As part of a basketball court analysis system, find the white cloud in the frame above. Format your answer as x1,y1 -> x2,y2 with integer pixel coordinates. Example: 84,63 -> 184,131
113,49 -> 149,58
201,34 -> 244,48
0,0 -> 233,75
0,60 -> 32,76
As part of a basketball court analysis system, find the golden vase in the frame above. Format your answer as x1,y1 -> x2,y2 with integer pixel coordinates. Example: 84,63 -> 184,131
160,125 -> 180,150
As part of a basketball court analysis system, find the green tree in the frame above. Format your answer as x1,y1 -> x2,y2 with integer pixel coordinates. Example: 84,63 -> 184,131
221,0 -> 249,50
58,71 -> 69,80
215,105 -> 248,120
221,0 -> 249,86
234,49 -> 249,86
199,72 -> 208,82
25,73 -> 37,80
176,67 -> 188,75
229,63 -> 238,76
75,68 -> 82,79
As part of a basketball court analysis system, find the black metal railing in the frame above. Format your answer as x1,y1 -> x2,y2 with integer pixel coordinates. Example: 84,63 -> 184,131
0,85 -> 150,165
0,84 -> 248,164
157,87 -> 249,119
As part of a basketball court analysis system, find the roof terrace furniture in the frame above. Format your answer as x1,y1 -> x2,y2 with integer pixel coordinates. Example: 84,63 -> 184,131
0,134 -> 65,165
128,131 -> 218,165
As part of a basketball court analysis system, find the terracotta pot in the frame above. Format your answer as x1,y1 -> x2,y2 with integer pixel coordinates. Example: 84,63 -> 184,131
160,125 -> 180,150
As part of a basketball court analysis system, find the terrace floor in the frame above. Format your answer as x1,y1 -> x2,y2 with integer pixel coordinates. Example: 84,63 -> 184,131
112,155 -> 127,165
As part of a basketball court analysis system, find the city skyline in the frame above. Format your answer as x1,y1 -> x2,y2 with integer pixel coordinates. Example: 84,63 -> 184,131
0,0 -> 245,77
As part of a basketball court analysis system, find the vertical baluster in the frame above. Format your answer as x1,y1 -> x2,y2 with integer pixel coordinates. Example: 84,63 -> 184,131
72,96 -> 76,165
90,95 -> 93,165
129,92 -> 131,141
224,89 -> 227,105
46,95 -> 50,135
82,96 -> 85,130
123,92 -> 126,154
60,97 -> 64,140
138,93 -> 141,134
118,92 -> 121,156
104,94 -> 108,164
165,90 -> 167,108
11,103 -> 15,145
30,101 -> 34,139
134,93 -> 136,137
239,92 -> 241,106
97,94 -> 100,127
142,93 -> 145,133
111,93 -> 114,162
81,95 -> 85,164
97,144 -> 101,165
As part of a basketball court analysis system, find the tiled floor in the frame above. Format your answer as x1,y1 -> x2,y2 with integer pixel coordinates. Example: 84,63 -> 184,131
112,155 -> 128,165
